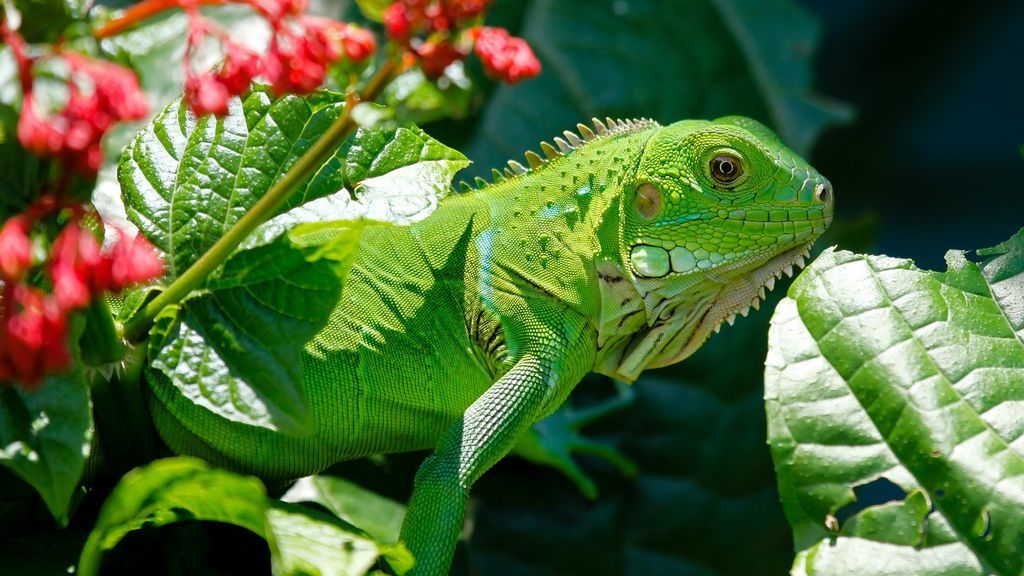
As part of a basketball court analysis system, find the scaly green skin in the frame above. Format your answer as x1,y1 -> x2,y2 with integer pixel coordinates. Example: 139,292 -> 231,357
148,116 -> 833,574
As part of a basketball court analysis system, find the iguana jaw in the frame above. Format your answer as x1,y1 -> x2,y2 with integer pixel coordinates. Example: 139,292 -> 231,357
604,240 -> 814,381
659,240 -> 814,365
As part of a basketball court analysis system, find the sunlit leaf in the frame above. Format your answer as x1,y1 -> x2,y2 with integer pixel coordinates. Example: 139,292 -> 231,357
766,230 -> 1024,575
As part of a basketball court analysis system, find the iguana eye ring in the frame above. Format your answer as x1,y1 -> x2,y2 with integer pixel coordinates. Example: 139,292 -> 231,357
710,154 -> 743,184
635,183 -> 662,220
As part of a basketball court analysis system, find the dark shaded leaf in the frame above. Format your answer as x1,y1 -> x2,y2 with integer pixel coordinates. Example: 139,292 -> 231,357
463,0 -> 850,178
78,457 -> 269,576
0,370 -> 91,526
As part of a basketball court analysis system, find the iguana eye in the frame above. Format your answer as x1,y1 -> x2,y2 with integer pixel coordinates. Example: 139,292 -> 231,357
710,154 -> 743,184
635,183 -> 662,220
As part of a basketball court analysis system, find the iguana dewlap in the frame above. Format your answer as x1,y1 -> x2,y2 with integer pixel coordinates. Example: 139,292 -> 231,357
148,116 -> 833,574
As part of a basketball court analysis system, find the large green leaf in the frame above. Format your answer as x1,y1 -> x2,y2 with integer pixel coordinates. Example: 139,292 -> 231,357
765,230 -> 1024,575
0,371 -> 92,525
147,222 -> 363,434
130,87 -> 468,433
118,87 -> 349,277
120,88 -> 469,275
77,457 -> 269,576
79,457 -> 408,576
463,0 -> 850,178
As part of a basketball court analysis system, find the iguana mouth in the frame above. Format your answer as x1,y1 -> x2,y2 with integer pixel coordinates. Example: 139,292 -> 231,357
611,240 -> 815,380
695,241 -> 813,337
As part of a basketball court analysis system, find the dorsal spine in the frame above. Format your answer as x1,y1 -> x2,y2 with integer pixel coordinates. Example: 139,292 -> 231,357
458,117 -> 660,191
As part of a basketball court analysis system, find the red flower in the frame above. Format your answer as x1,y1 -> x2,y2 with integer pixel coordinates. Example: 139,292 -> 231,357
49,221 -> 105,310
263,17 -> 347,95
49,222 -> 164,310
473,26 -> 541,84
106,231 -> 164,292
219,45 -> 263,93
384,2 -> 536,83
184,44 -> 261,117
341,26 -> 377,62
185,72 -> 232,117
0,284 -> 69,389
248,0 -> 306,20
383,3 -> 412,40
414,40 -> 466,78
16,52 -> 148,174
0,213 -> 163,389
0,216 -> 32,282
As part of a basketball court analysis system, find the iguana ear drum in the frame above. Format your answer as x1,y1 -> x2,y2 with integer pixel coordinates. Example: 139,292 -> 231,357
635,183 -> 662,220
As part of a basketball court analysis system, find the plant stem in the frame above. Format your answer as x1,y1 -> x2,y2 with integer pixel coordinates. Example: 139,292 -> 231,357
93,0 -> 227,39
79,298 -> 125,366
122,58 -> 398,343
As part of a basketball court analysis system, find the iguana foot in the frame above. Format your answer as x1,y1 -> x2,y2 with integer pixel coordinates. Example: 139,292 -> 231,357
513,381 -> 637,499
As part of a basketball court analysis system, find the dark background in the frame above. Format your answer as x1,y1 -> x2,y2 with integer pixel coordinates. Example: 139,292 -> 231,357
807,0 -> 1024,268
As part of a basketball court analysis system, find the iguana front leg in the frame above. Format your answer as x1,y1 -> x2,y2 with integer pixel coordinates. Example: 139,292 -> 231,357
399,311 -> 594,575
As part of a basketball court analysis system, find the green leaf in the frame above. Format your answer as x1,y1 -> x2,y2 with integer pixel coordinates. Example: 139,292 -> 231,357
464,0 -> 849,177
120,90 -> 469,275
710,0 -> 854,154
248,122 -> 469,243
119,88 -> 349,277
78,457 -> 408,576
0,371 -> 92,526
0,105 -> 45,221
78,457 -> 269,576
353,0 -> 390,21
267,501 -> 411,576
765,231 -> 1024,575
282,476 -> 406,546
13,0 -> 78,42
129,88 -> 467,434
381,69 -> 475,126
147,222 -> 364,433
339,124 -> 470,224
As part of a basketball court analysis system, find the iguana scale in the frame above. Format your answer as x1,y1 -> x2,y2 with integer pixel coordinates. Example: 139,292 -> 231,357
148,116 -> 833,574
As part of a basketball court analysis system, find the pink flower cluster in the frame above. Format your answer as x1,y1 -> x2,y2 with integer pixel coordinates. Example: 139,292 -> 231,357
0,205 -> 164,388
3,23 -> 149,175
182,0 -> 376,116
382,0 -> 540,83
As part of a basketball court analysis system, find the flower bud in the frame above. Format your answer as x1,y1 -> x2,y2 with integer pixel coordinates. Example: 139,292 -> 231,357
0,216 -> 32,282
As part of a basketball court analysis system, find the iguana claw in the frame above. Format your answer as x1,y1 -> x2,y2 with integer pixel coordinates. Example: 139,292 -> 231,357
513,381 -> 637,499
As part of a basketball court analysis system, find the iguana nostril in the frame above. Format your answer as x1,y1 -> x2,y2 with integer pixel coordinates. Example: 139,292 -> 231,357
815,182 -> 832,204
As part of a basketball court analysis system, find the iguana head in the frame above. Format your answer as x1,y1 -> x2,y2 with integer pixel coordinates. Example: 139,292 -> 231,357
596,116 -> 833,381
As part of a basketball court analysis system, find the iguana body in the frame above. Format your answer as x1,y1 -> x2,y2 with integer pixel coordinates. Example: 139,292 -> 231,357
149,116 -> 833,574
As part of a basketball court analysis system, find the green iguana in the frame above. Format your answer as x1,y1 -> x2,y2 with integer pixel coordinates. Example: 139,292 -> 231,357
148,116 -> 833,574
